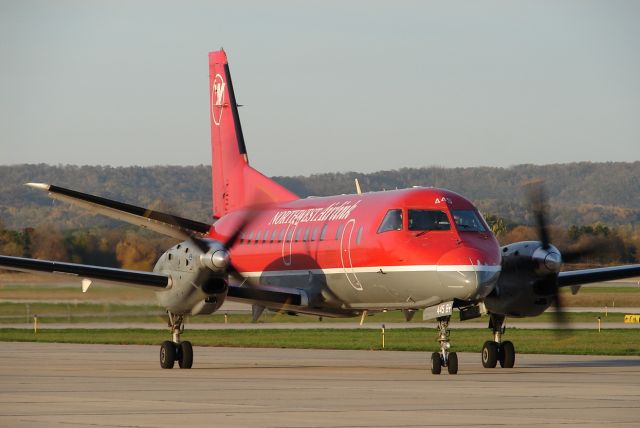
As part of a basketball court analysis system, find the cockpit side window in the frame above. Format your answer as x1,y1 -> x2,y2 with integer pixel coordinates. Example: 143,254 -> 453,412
452,210 -> 486,232
377,209 -> 403,233
408,210 -> 450,231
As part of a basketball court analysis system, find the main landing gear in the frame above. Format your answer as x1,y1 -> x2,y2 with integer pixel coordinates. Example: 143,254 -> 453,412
481,314 -> 515,369
430,316 -> 458,375
160,312 -> 193,369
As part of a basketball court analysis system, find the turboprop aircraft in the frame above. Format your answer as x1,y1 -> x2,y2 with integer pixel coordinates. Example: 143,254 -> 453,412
1,50 -> 639,374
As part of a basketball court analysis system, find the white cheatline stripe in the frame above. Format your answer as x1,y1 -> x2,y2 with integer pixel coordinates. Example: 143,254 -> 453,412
238,264 -> 501,278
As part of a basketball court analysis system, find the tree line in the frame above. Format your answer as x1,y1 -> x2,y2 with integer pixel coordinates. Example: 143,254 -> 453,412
1,162 -> 638,230
0,161 -> 638,269
484,216 -> 639,266
0,221 -> 177,271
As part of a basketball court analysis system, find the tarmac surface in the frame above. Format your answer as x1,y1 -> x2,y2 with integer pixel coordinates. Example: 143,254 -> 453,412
1,343 -> 639,427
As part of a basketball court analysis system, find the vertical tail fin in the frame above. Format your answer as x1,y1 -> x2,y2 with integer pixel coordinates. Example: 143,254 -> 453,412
208,50 -> 298,219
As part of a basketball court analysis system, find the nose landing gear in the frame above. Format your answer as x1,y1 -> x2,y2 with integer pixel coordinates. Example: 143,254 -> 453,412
481,314 -> 515,369
160,313 -> 193,369
430,316 -> 458,375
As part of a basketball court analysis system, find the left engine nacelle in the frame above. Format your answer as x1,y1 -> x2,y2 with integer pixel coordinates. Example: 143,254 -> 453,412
152,239 -> 229,315
484,241 -> 561,317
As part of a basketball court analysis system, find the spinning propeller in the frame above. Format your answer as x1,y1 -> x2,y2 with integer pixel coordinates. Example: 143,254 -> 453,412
523,181 -> 599,330
164,207 -> 258,284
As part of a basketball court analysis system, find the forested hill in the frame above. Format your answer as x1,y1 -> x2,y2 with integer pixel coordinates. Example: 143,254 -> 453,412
0,162 -> 638,230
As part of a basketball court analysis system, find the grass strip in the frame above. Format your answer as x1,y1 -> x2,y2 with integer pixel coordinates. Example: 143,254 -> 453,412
1,328 -> 638,356
0,302 -> 633,324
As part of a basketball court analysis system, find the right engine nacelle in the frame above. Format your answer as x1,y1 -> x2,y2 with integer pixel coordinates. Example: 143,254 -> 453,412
484,241 -> 561,317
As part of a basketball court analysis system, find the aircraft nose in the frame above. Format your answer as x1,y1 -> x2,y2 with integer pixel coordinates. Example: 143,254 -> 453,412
437,246 -> 500,300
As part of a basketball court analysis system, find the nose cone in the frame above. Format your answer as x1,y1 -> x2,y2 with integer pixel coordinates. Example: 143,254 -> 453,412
437,245 -> 500,300
532,245 -> 562,274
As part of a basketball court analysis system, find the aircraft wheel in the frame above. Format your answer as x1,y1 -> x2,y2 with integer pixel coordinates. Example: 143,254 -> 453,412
178,341 -> 193,369
160,341 -> 176,369
430,352 -> 442,375
481,341 -> 498,368
447,352 -> 458,375
499,341 -> 515,368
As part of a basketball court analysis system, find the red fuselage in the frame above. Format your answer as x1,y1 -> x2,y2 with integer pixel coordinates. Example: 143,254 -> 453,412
210,187 -> 501,314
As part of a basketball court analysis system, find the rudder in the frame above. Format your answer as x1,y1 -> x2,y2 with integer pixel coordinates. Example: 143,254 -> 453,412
208,50 -> 298,219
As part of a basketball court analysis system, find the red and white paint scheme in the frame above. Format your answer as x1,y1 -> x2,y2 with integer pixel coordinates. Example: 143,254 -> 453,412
2,50 -> 639,374
205,50 -> 501,316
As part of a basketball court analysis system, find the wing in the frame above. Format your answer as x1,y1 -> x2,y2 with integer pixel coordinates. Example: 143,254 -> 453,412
227,284 -> 303,306
0,255 -> 170,289
225,283 -> 358,317
558,264 -> 640,287
26,183 -> 211,239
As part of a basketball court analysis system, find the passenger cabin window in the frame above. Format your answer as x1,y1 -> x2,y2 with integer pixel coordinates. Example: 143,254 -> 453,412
278,229 -> 286,243
356,226 -> 363,244
263,229 -> 269,243
320,224 -> 328,241
303,227 -> 310,242
408,210 -> 450,231
270,229 -> 277,243
255,230 -> 262,244
452,210 -> 486,232
246,231 -> 254,243
377,209 -> 403,233
285,228 -> 294,242
311,226 -> 318,241
295,227 -> 303,242
240,232 -> 245,244
335,224 -> 344,240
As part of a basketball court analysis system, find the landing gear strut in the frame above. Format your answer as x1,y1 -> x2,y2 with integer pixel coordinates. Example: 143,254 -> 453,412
430,316 -> 458,375
481,314 -> 515,369
160,312 -> 193,369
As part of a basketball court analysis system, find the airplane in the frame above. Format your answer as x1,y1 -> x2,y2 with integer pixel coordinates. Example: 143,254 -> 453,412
1,50 -> 639,374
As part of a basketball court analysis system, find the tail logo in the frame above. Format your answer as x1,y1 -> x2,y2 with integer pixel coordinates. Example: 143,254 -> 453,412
211,74 -> 226,126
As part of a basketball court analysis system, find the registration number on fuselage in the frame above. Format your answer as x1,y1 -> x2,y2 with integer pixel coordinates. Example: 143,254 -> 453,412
423,301 -> 454,321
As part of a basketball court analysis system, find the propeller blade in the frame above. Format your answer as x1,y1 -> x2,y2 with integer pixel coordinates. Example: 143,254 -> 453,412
522,182 -> 575,334
551,284 -> 571,336
531,274 -> 570,334
148,207 -> 212,254
189,233 -> 211,253
226,260 -> 245,280
501,254 -> 537,274
224,225 -> 247,250
561,247 -> 596,264
223,208 -> 259,249
561,236 -> 609,264
525,181 -> 550,250
151,200 -> 258,282
221,208 -> 262,281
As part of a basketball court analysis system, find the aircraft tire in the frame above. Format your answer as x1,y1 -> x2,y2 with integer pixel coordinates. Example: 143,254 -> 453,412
499,341 -> 515,368
178,341 -> 193,369
160,341 -> 176,369
447,352 -> 458,375
481,341 -> 498,368
430,352 -> 442,375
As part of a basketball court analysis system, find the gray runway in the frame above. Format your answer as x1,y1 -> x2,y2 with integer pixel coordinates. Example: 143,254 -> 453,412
1,343 -> 639,427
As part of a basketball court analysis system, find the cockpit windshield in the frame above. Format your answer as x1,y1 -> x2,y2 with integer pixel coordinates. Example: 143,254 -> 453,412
377,209 -> 403,233
408,210 -> 450,231
452,210 -> 486,232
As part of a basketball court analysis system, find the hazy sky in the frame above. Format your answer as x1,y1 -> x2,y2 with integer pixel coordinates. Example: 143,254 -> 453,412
1,0 -> 639,176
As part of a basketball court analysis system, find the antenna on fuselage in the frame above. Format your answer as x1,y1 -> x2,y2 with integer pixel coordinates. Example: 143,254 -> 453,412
354,178 -> 362,195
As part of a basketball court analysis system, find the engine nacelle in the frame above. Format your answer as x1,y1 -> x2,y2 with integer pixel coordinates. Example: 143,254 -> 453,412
152,240 -> 229,315
484,241 -> 561,317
